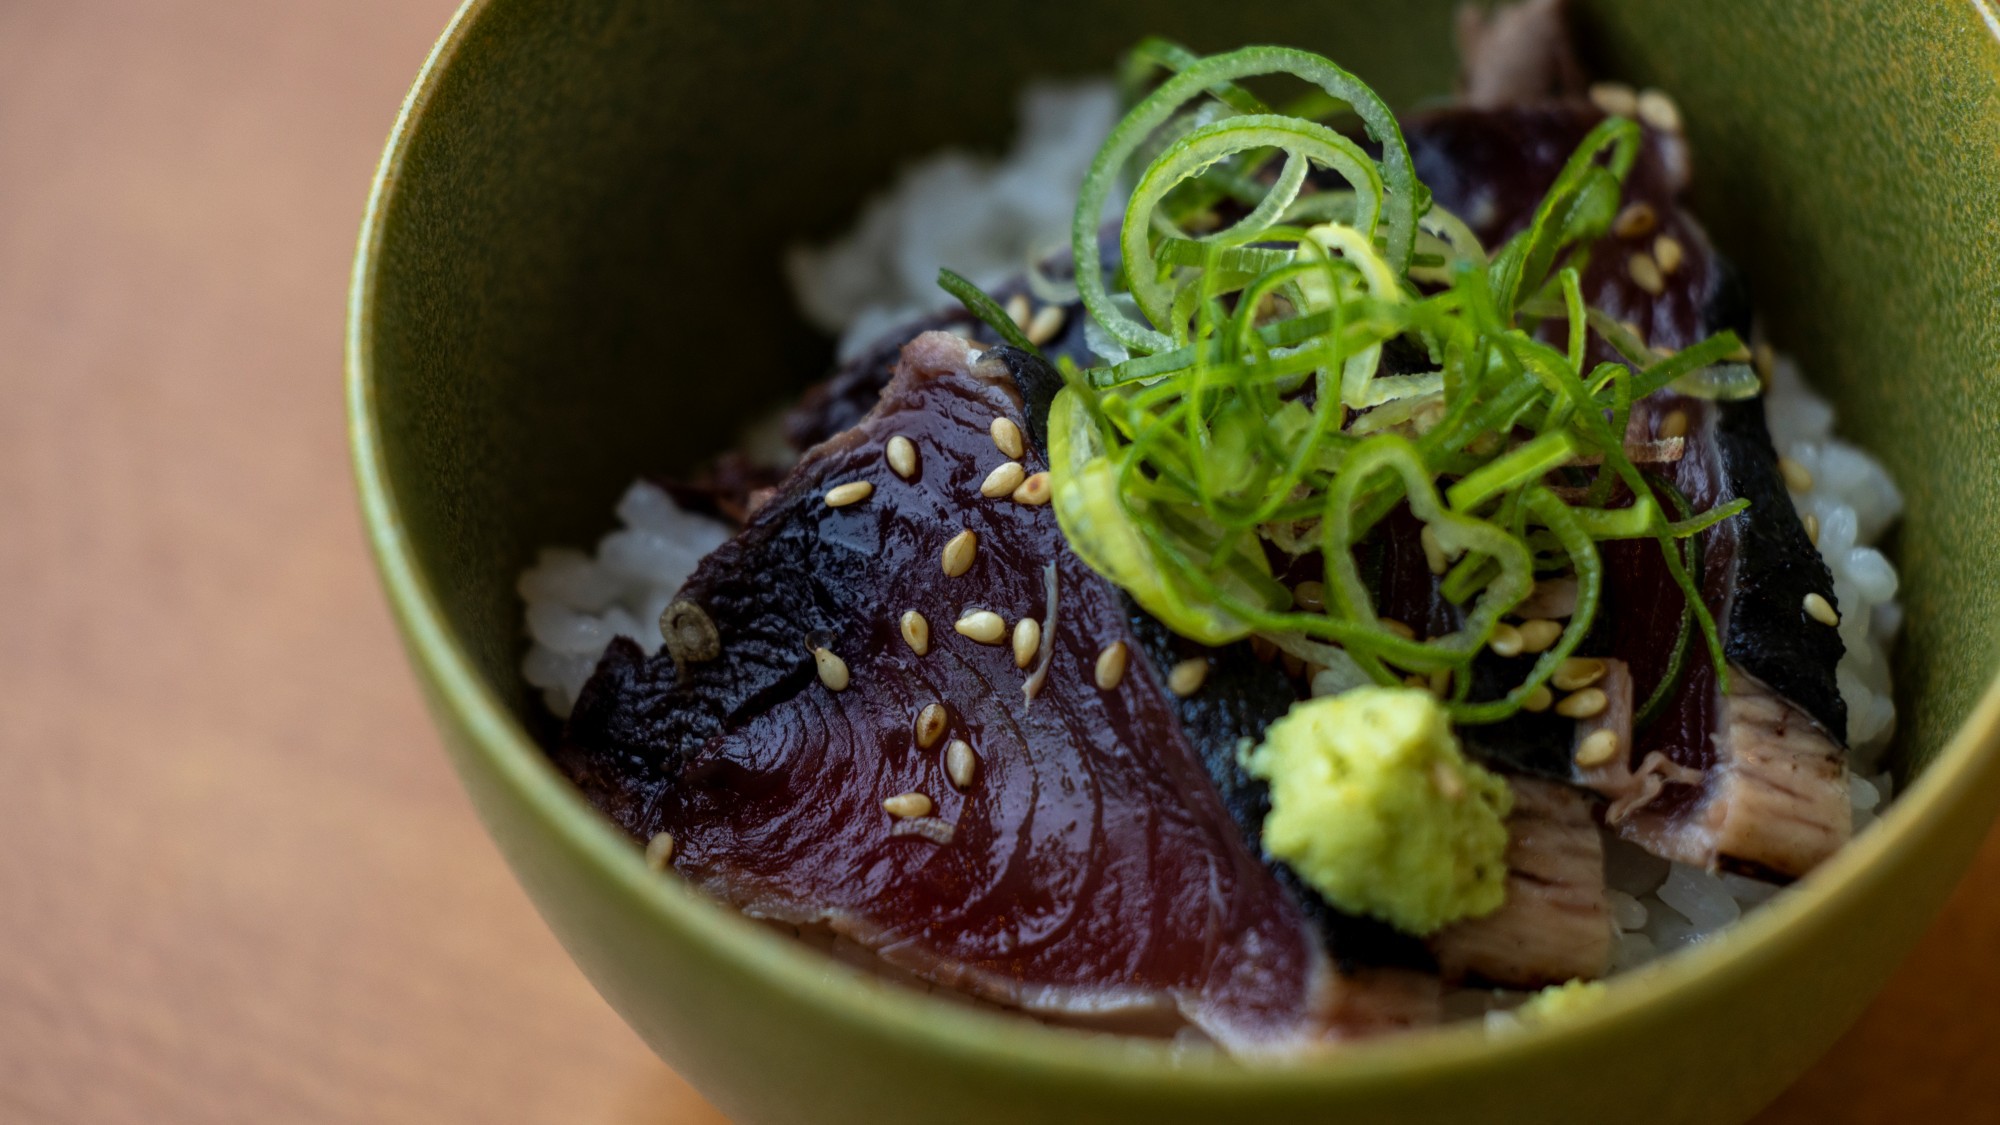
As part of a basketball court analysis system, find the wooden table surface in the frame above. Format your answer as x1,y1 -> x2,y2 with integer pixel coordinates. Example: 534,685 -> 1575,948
2,2 -> 1994,1121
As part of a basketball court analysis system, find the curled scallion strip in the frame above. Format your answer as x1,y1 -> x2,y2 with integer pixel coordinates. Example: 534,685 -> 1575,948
1044,42 -> 1755,723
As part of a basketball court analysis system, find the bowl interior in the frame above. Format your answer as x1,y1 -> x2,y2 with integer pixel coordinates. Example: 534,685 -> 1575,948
352,0 -> 2000,1119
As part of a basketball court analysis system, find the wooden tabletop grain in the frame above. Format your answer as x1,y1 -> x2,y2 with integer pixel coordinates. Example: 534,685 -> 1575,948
2,3 -> 1994,1121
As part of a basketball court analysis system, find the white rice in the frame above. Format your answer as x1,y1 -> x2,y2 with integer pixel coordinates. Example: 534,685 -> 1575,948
784,80 -> 1119,360
519,79 -> 1906,983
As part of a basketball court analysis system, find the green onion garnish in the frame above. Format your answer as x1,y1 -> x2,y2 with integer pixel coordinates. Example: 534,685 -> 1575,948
1045,42 -> 1752,724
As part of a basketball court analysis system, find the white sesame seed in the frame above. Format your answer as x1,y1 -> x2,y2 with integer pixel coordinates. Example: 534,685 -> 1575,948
945,739 -> 977,790
915,702 -> 949,749
1292,580 -> 1326,612
942,529 -> 978,577
1095,642 -> 1129,690
1628,252 -> 1665,295
1611,201 -> 1657,239
1168,658 -> 1209,697
1779,457 -> 1814,493
1012,617 -> 1041,668
1804,592 -> 1840,627
1575,729 -> 1621,768
1432,760 -> 1465,801
1005,293 -> 1031,330
1653,234 -> 1685,275
990,416 -> 1025,459
955,610 -> 1007,644
1660,409 -> 1690,440
1552,657 -> 1608,692
1420,524 -> 1449,575
1026,304 -> 1067,346
980,461 -> 1027,499
1589,82 -> 1639,118
824,480 -> 874,508
1517,619 -> 1564,653
1489,622 -> 1525,658
1522,683 -> 1554,713
812,647 -> 849,691
644,831 -> 675,870
883,792 -> 934,819
1636,88 -> 1683,133
1803,512 -> 1821,546
900,610 -> 930,656
1012,471 -> 1052,506
1555,687 -> 1609,719
885,435 -> 918,480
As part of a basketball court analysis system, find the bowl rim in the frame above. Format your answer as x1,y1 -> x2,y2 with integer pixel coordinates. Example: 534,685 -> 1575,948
346,0 -> 2000,1095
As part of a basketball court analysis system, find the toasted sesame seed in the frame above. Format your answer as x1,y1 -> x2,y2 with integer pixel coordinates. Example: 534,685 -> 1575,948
1431,760 -> 1466,800
1575,729 -> 1621,768
1653,234 -> 1685,275
1489,623 -> 1525,658
1250,635 -> 1278,663
1293,580 -> 1326,612
942,529 -> 978,577
1753,341 -> 1777,382
1026,304 -> 1067,346
1281,651 -> 1306,678
1004,292 -> 1031,330
1589,82 -> 1639,117
1804,592 -> 1840,627
824,480 -> 874,508
1726,341 -> 1754,363
1611,201 -> 1658,239
981,460 -> 1027,498
1428,668 -> 1452,696
1552,657 -> 1607,692
1628,252 -> 1665,295
915,702 -> 949,749
1404,674 -> 1428,690
812,646 -> 850,691
989,416 -> 1025,459
644,831 -> 676,870
1380,618 -> 1416,641
1555,687 -> 1609,719
1517,618 -> 1564,653
1012,617 -> 1042,668
1168,658 -> 1209,697
1803,512 -> 1821,546
1779,456 -> 1814,493
945,740 -> 977,789
1013,471 -> 1052,506
1619,319 -> 1645,345
1636,88 -> 1683,133
900,610 -> 930,655
1420,524 -> 1449,575
886,435 -> 918,479
1095,642 -> 1129,690
1660,409 -> 1690,439
1522,684 -> 1554,713
883,792 -> 934,819
955,610 -> 1007,644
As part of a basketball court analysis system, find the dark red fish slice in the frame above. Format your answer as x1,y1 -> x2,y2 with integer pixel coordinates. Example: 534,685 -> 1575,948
560,332 -> 1429,1050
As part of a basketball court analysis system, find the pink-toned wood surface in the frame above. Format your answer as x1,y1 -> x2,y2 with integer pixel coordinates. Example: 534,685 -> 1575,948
0,2 -> 1992,1121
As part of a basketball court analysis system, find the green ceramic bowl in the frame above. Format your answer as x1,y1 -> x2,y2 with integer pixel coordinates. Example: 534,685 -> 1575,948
347,2 -> 2000,1121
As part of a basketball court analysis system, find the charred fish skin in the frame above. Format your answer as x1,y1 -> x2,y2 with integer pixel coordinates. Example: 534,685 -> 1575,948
1714,400 -> 1847,741
561,331 -> 1402,1052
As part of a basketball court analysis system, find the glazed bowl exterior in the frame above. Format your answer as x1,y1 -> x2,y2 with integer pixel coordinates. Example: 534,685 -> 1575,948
347,2 -> 2000,1121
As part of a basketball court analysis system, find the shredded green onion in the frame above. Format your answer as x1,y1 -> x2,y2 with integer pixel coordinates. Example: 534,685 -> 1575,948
1034,42 -> 1753,724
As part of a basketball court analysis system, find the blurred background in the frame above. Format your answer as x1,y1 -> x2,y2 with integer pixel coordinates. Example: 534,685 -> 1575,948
2,2 -> 1995,1121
